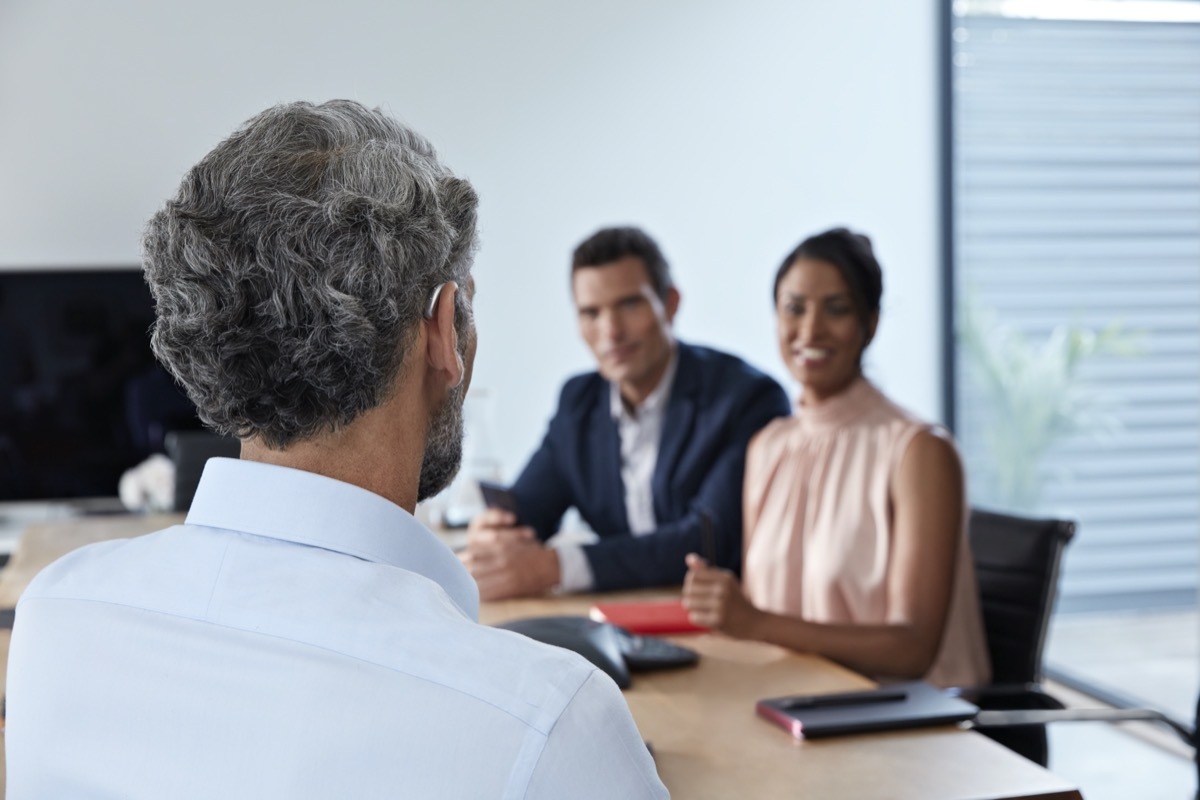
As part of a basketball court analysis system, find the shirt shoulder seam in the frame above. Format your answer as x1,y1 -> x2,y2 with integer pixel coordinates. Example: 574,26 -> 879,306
18,594 -> 583,732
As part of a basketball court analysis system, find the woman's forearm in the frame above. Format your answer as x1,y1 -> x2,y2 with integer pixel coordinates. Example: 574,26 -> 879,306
745,608 -> 940,680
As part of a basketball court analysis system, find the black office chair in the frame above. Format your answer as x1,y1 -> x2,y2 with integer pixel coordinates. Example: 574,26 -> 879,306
957,507 -> 1196,786
954,507 -> 1076,765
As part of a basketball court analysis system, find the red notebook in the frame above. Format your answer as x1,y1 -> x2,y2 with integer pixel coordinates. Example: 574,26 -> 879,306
588,599 -> 707,634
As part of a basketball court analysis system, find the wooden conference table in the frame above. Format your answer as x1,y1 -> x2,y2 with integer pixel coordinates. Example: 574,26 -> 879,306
0,515 -> 1084,800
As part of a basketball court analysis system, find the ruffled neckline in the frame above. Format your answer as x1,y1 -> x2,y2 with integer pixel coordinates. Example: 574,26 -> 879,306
794,376 -> 883,430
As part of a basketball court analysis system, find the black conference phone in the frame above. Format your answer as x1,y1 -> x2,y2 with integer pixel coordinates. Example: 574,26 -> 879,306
494,615 -> 698,689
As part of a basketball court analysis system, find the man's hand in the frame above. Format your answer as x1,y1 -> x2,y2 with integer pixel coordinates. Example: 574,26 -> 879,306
461,509 -> 561,600
466,508 -> 534,547
681,553 -> 761,638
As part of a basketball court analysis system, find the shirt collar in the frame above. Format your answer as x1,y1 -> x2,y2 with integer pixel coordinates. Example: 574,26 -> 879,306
185,458 -> 479,620
609,345 -> 680,422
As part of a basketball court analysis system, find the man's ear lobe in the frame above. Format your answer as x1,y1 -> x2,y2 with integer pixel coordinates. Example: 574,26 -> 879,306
426,281 -> 464,389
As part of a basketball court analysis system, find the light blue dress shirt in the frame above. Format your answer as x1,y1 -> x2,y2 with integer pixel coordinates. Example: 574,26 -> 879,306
6,458 -> 668,799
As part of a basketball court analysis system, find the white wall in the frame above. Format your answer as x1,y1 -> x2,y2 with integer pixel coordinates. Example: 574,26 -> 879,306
0,0 -> 943,481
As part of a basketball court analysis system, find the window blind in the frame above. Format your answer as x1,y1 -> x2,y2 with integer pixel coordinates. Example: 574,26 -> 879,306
951,12 -> 1200,612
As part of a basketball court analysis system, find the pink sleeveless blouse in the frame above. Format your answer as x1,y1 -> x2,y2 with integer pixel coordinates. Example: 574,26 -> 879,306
742,378 -> 991,688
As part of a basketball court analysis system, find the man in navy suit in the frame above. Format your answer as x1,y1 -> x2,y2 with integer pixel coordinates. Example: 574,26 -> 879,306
463,227 -> 789,599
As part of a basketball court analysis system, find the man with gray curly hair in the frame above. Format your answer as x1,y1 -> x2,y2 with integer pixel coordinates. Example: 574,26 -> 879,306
6,100 -> 666,799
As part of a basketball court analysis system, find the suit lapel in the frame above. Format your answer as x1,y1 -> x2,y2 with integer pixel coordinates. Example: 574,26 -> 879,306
586,393 -> 625,529
652,345 -> 697,517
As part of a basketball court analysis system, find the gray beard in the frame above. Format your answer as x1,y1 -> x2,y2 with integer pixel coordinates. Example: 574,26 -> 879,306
416,380 -> 466,502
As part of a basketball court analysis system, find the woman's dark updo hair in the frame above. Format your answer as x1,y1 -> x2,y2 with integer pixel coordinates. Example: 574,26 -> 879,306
772,227 -> 883,337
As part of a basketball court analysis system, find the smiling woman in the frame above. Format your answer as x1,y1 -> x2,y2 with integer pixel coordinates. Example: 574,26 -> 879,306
682,227 -> 992,688
773,236 -> 879,405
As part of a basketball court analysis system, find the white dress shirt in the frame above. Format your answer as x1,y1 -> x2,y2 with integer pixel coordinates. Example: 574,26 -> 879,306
6,458 -> 667,799
555,351 -> 678,592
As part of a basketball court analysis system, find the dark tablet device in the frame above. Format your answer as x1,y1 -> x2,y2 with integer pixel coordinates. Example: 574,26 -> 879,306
478,480 -> 519,516
756,680 -> 978,739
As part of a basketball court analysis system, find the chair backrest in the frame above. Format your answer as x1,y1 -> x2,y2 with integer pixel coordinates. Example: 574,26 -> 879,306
164,431 -> 241,512
968,508 -> 1076,686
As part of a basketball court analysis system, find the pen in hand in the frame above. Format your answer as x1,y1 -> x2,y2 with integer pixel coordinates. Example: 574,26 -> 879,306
698,509 -> 716,566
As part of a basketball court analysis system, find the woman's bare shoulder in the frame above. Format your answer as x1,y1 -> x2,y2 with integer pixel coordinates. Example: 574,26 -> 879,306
897,426 -> 964,487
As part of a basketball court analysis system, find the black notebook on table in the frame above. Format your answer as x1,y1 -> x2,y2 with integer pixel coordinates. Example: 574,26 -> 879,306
756,680 -> 978,739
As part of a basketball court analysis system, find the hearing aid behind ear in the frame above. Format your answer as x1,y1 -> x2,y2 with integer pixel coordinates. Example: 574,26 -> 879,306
424,282 -> 449,319
423,281 -> 466,388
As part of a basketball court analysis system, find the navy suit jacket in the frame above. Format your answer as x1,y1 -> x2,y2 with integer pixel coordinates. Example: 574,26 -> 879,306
510,342 -> 790,591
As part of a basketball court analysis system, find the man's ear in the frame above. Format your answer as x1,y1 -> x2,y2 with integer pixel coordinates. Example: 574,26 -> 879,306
663,287 -> 681,323
426,281 -> 464,389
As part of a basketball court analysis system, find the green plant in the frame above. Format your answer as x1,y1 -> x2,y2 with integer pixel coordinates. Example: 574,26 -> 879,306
958,296 -> 1141,513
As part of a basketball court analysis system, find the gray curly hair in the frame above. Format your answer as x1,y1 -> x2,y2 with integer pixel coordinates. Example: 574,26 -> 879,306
142,99 -> 478,449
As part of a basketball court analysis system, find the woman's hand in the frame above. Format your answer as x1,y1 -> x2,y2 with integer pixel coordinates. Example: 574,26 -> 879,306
682,553 -> 761,638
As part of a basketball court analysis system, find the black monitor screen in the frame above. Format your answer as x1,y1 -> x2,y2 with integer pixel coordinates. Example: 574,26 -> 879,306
0,269 -> 203,501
